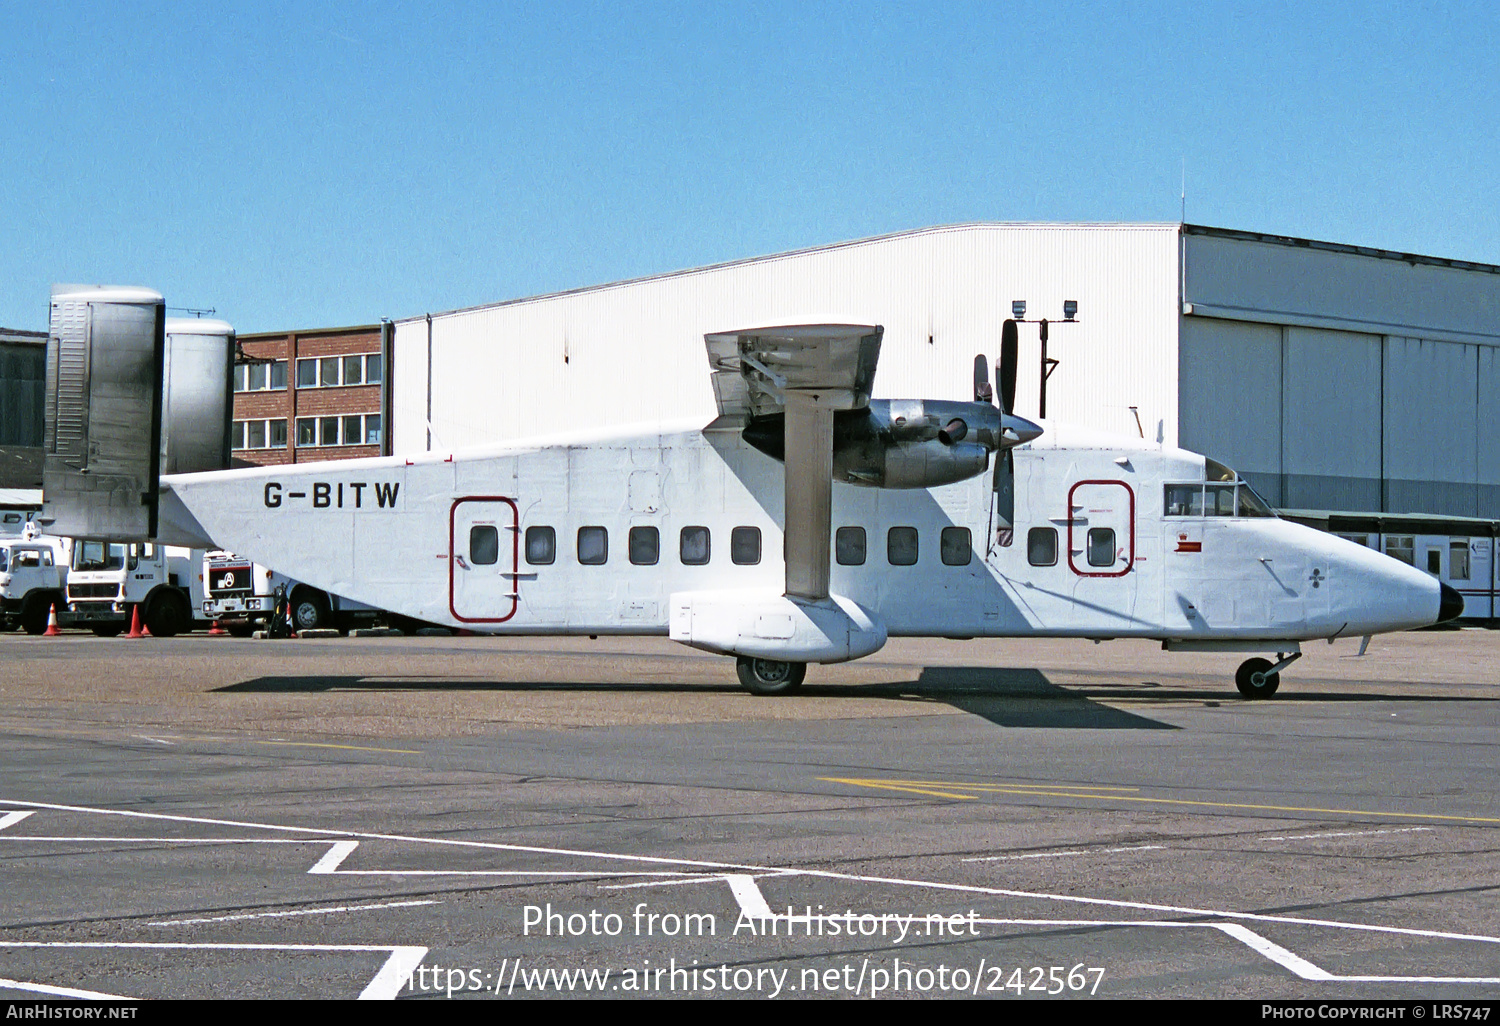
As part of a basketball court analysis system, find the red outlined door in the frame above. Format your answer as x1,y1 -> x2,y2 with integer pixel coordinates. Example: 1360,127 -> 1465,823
449,497 -> 519,624
1067,480 -> 1138,629
1067,480 -> 1135,577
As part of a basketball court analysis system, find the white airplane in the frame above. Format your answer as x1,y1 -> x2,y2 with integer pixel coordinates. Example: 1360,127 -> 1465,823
152,323 -> 1461,699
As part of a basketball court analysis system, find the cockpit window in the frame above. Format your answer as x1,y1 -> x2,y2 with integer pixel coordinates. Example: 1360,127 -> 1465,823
1236,482 -> 1275,518
1164,481 -> 1278,519
1204,457 -> 1236,482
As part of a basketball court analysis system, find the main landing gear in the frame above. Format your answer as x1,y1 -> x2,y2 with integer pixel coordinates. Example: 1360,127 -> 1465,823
1235,651 -> 1302,699
736,656 -> 807,696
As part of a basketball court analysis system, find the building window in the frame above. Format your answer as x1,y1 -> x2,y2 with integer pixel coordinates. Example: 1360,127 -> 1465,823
731,526 -> 761,565
629,526 -> 659,566
578,526 -> 608,565
1385,536 -> 1415,566
1451,541 -> 1471,581
234,361 -> 287,392
293,414 -> 382,447
231,419 -> 289,450
680,526 -> 711,565
836,526 -> 866,566
1027,527 -> 1057,566
887,527 -> 919,566
293,353 -> 383,388
525,526 -> 555,565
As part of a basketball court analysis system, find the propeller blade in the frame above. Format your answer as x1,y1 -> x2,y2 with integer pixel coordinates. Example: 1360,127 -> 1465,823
999,319 -> 1018,415
993,448 -> 1015,528
973,354 -> 992,404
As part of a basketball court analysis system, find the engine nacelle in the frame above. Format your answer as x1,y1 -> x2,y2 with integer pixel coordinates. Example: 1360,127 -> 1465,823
742,398 -> 1032,489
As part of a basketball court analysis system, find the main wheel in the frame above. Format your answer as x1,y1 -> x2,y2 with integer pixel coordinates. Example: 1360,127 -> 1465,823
291,589 -> 330,632
736,656 -> 807,696
1235,657 -> 1280,699
144,593 -> 189,638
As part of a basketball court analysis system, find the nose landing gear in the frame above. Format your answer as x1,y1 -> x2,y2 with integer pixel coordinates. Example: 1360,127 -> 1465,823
1235,650 -> 1302,699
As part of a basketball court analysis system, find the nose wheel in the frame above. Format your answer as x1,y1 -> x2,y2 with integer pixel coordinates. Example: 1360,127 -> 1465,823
736,656 -> 807,695
1235,650 -> 1301,699
1235,658 -> 1279,698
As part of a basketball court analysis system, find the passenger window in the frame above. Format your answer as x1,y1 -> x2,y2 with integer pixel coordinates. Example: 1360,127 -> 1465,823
731,526 -> 761,565
629,526 -> 659,566
836,527 -> 866,566
1027,527 -> 1057,566
577,526 -> 608,565
680,526 -> 710,565
887,527 -> 919,566
1087,528 -> 1116,567
525,526 -> 555,565
940,527 -> 972,566
469,525 -> 499,565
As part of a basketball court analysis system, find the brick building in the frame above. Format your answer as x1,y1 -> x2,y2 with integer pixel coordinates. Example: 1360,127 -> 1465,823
231,323 -> 392,467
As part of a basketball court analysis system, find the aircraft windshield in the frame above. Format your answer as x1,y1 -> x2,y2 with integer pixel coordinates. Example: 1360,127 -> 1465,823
1164,480 -> 1277,519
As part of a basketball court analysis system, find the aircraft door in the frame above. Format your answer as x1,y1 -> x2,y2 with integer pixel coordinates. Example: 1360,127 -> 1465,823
450,497 -> 519,624
1067,480 -> 1138,629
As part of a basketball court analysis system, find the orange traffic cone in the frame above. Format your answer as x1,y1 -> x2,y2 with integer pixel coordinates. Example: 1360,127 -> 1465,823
43,602 -> 62,636
126,604 -> 145,638
209,620 -> 226,636
284,599 -> 297,638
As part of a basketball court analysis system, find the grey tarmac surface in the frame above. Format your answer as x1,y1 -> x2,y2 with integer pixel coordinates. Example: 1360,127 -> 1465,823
0,627 -> 1496,1001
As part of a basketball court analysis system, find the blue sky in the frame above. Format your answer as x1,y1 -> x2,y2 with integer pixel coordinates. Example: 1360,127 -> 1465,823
2,1 -> 1496,332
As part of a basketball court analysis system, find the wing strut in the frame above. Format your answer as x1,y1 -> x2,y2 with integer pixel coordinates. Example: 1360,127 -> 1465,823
783,392 -> 835,601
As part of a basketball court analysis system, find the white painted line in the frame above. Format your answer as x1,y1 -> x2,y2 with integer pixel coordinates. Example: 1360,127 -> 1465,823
360,946 -> 429,1001
1212,922 -> 1333,980
0,977 -> 137,1000
602,871 -> 798,892
147,899 -> 441,926
963,844 -> 1164,863
0,941 -> 430,1002
308,839 -> 359,874
1262,827 -> 1434,842
130,735 -> 174,746
0,811 -> 35,831
8,796 -> 1499,952
727,874 -> 776,920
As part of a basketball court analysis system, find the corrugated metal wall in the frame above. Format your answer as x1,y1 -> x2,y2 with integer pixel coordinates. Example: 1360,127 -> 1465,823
1180,232 -> 1500,518
392,224 -> 1183,455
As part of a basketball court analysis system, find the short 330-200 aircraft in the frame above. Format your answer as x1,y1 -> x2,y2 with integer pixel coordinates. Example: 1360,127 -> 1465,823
146,322 -> 1461,697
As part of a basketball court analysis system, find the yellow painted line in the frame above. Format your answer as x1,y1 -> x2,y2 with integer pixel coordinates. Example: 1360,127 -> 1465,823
868,779 -> 1139,793
821,780 -> 979,801
820,778 -> 1500,825
255,741 -> 421,755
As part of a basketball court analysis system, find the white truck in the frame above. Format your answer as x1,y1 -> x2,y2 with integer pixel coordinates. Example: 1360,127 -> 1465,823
65,542 -> 208,637
201,551 -> 382,635
0,532 -> 70,634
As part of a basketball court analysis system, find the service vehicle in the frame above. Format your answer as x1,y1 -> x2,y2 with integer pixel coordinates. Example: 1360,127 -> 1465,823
66,541 -> 208,637
202,550 -> 382,634
0,532 -> 69,633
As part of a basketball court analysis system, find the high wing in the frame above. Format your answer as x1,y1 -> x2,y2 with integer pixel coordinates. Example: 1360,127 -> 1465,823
703,324 -> 883,602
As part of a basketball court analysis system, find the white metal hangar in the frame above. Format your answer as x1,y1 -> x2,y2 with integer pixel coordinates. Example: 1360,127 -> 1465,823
390,222 -> 1500,519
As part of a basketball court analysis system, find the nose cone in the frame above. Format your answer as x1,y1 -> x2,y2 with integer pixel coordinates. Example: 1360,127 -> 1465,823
1001,414 -> 1044,447
1438,583 -> 1464,624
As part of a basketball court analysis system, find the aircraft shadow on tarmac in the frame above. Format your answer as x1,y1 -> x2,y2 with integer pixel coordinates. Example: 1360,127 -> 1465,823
214,666 -> 1176,730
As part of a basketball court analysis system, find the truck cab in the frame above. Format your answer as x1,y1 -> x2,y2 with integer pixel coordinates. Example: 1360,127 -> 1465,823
0,536 -> 69,634
67,541 -> 207,637
202,551 -> 383,634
